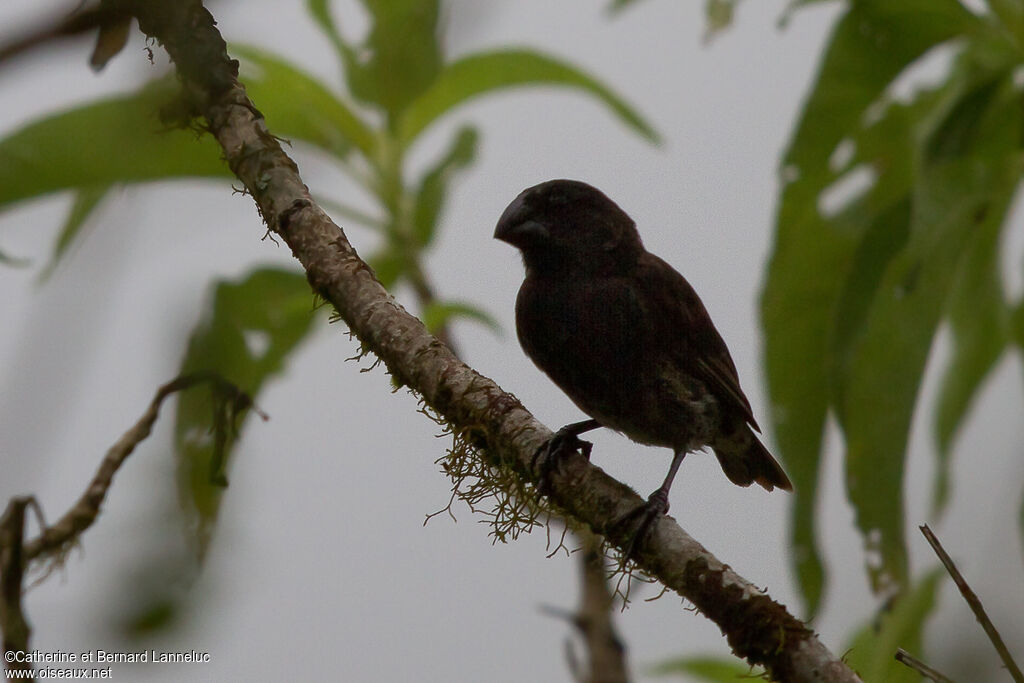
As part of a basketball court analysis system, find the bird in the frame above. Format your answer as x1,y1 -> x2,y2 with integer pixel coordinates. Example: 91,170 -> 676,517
494,179 -> 791,555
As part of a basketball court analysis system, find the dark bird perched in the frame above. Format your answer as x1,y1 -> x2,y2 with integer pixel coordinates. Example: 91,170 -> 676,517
495,179 -> 791,554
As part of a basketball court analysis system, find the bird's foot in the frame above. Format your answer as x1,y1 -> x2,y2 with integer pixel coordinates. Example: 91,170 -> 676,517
620,489 -> 671,562
533,425 -> 593,497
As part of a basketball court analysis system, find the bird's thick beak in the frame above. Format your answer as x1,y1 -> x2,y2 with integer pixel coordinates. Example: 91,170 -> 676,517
494,195 -> 548,247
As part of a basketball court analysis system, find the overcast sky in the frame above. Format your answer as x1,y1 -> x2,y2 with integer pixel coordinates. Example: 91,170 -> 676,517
1,1 -> 1021,681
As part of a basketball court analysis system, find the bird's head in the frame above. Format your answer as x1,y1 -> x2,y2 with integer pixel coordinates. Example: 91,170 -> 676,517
494,179 -> 643,275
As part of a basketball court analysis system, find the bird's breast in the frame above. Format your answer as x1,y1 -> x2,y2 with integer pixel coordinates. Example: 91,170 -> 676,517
514,273 -> 723,452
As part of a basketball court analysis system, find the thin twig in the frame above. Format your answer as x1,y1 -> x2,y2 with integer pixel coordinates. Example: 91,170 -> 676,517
0,374 -> 260,664
894,648 -> 955,683
22,373 -> 262,564
919,524 -> 1023,682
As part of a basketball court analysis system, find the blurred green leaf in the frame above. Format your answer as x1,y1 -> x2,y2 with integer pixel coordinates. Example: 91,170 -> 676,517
0,46 -> 377,213
398,48 -> 660,147
235,44 -> 377,158
838,55 -> 1021,598
649,654 -> 762,681
318,196 -> 385,231
123,599 -> 177,636
704,0 -> 742,42
0,79 -> 227,212
987,0 -> 1024,48
422,300 -> 501,336
0,248 -> 31,267
367,248 -> 405,288
843,569 -> 943,683
1014,293 -> 1024,349
932,191 -> 1010,515
176,268 -> 318,556
412,126 -> 478,247
762,0 -> 976,616
341,0 -> 442,119
827,95 -> 934,374
607,0 -> 643,13
37,184 -> 111,282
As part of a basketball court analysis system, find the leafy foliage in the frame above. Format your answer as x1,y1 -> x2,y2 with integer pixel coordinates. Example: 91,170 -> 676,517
843,570 -> 943,682
763,0 -> 1023,616
649,654 -> 762,681
175,268 -> 317,555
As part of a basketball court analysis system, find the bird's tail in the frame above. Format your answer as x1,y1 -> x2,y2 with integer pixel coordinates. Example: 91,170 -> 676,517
712,425 -> 793,492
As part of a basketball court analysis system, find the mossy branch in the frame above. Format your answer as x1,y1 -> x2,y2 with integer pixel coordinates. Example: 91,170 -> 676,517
118,2 -> 861,679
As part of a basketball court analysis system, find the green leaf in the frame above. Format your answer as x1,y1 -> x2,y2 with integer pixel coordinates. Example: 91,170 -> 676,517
176,268 -> 318,556
397,49 -> 660,148
422,300 -> 501,336
931,191 -> 1010,516
37,184 -> 111,282
366,248 -> 405,289
412,126 -> 478,247
649,655 -> 762,681
1014,297 -> 1024,349
0,248 -> 31,268
342,0 -> 443,118
838,60 -> 1022,598
762,0 -> 976,617
0,79 -> 227,212
704,0 -> 742,42
607,0 -> 643,13
234,44 -> 377,158
843,569 -> 943,683
0,47 -> 376,213
988,0 -> 1024,49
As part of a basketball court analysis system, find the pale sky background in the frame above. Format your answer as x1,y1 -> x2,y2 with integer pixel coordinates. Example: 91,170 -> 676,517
1,1 -> 1022,681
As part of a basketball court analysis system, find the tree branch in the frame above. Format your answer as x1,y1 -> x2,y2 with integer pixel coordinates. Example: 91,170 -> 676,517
919,524 -> 1023,682
574,531 -> 630,683
118,2 -> 861,679
1,498 -> 34,674
21,373 -> 261,564
894,648 -> 954,683
0,373 -> 259,667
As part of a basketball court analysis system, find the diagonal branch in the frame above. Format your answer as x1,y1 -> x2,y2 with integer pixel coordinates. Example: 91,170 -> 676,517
120,2 -> 861,680
894,648 -> 954,683
919,525 -> 1023,682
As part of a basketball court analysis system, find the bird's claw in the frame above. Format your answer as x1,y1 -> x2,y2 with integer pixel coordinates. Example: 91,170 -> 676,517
620,489 -> 671,562
533,427 -> 593,497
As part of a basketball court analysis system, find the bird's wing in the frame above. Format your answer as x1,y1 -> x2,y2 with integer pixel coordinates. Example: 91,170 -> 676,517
637,253 -> 760,431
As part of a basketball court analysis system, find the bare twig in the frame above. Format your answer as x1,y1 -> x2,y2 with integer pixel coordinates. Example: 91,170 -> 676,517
22,373 -> 262,564
1,373 -> 259,665
919,524 -> 1023,683
894,648 -> 955,683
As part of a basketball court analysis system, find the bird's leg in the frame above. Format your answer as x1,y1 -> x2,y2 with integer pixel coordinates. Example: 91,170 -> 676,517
622,450 -> 687,560
534,418 -> 601,496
